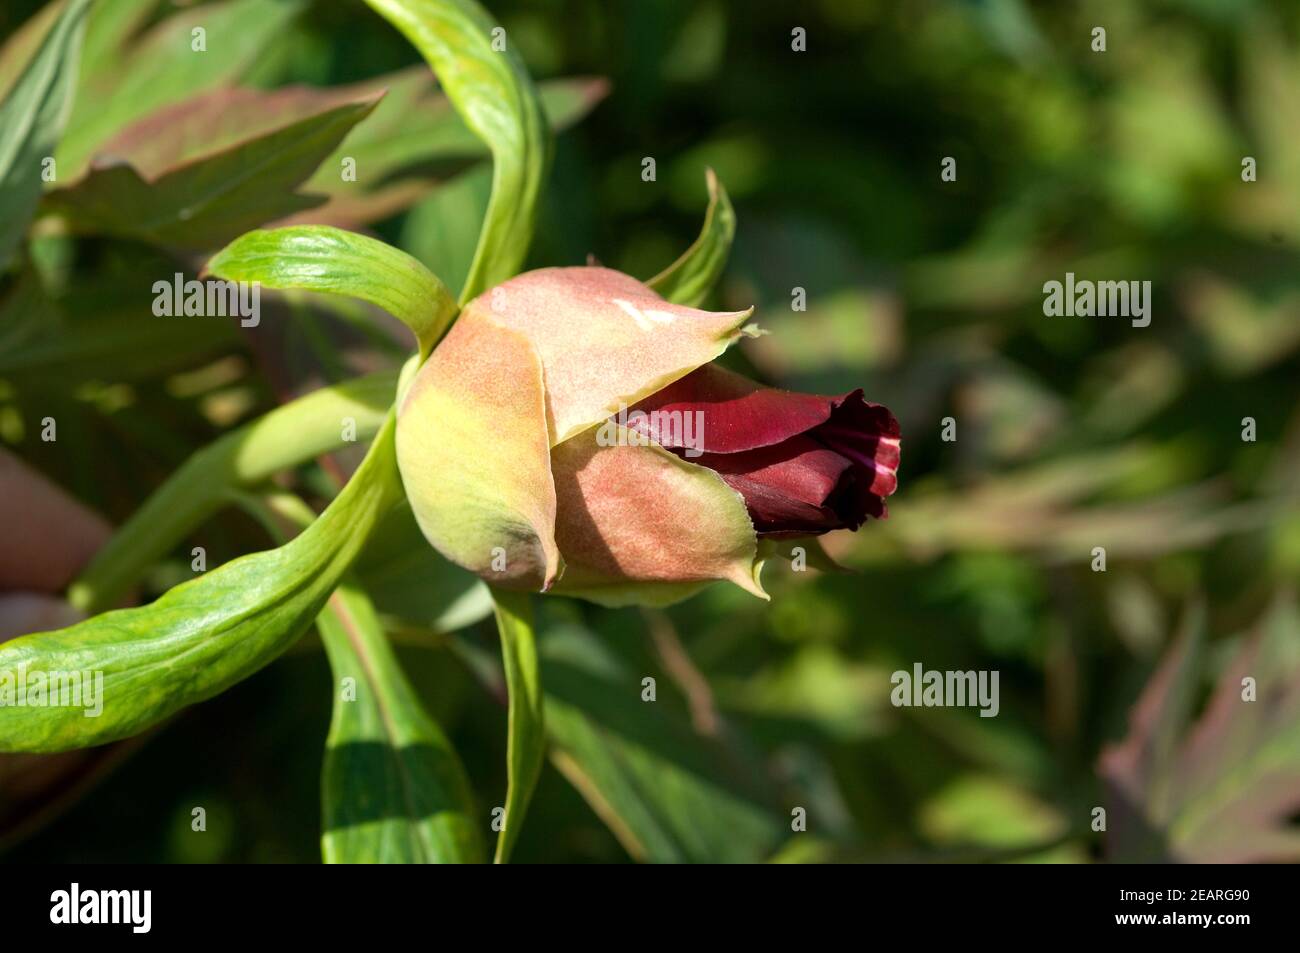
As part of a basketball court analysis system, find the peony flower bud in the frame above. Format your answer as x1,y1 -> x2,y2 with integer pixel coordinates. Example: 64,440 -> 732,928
395,266 -> 900,606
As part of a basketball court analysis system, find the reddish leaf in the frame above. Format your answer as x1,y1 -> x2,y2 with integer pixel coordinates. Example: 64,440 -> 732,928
1100,595 -> 1300,862
47,91 -> 381,250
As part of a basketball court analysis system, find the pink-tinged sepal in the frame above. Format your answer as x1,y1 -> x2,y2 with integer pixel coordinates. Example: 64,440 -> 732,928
461,267 -> 755,445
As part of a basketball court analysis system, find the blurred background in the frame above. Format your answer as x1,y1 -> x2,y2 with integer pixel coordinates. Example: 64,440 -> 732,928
1,0 -> 1298,863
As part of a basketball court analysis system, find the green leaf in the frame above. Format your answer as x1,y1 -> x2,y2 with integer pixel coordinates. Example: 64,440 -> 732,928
0,263 -> 61,361
296,75 -> 603,230
0,3 -> 60,103
0,414 -> 405,754
48,93 -> 381,251
206,226 -> 456,358
68,370 -> 399,614
489,587 -> 545,863
454,619 -> 785,863
2,2 -> 160,102
352,72 -> 593,174
0,0 -> 91,271
234,492 -> 483,863
56,0 -> 305,180
362,0 -> 550,302
399,164 -> 492,300
648,169 -> 736,307
353,502 -> 493,635
90,85 -> 381,182
536,77 -> 610,139
0,291 -> 238,382
319,578 -> 484,863
540,625 -> 785,863
297,72 -> 605,230
1,238 -> 240,383
78,0 -> 160,81
243,490 -> 482,863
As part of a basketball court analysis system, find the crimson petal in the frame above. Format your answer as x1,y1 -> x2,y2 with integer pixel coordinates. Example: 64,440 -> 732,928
627,364 -> 900,536
629,364 -> 834,453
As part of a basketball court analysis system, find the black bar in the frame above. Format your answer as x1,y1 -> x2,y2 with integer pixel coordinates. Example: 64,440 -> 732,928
4,863 -> 1283,939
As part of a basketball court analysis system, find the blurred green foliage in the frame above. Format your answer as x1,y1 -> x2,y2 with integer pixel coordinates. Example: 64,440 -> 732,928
2,0 -> 1299,862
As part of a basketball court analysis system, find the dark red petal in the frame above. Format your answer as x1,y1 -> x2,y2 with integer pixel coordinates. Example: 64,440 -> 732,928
628,364 -> 835,453
813,395 -> 900,498
693,436 -> 884,536
625,363 -> 901,534
619,363 -> 901,536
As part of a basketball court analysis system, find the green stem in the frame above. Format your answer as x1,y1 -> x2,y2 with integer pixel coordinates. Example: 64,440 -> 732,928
490,586 -> 545,863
